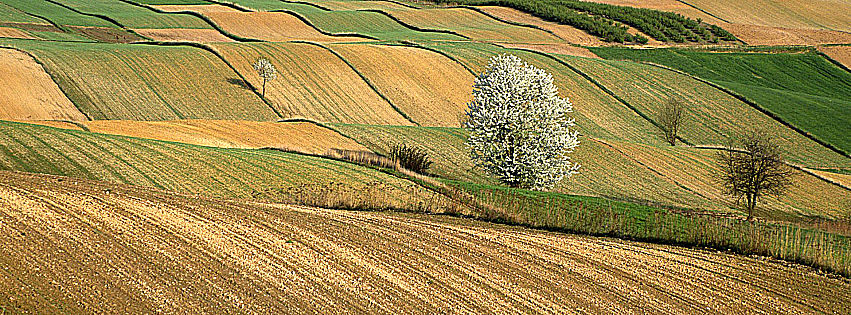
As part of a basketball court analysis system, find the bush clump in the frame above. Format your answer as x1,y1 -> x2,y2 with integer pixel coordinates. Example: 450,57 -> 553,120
390,143 -> 433,174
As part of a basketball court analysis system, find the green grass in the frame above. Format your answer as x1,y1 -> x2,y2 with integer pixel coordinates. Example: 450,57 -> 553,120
5,39 -> 278,121
227,0 -> 463,41
52,0 -> 212,29
136,0 -> 211,4
0,2 -> 48,24
591,47 -> 851,156
0,0 -> 117,28
442,180 -> 851,277
0,120 -> 436,208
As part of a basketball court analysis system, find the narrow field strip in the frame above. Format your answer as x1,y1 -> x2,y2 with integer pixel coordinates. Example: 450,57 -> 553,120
0,121 -> 428,205
0,48 -> 86,121
383,7 -> 563,43
328,43 -> 474,127
84,120 -> 367,154
210,42 -> 413,125
0,171 -> 848,314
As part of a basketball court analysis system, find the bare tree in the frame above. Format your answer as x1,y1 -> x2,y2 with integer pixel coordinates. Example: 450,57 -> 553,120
252,58 -> 277,98
715,130 -> 794,221
657,98 -> 685,145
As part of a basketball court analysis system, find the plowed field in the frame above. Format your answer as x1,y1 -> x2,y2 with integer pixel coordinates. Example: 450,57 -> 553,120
0,26 -> 33,39
86,120 -> 367,153
0,48 -> 86,121
329,44 -> 473,127
211,42 -> 412,125
819,45 -> 851,69
1,171 -> 848,314
477,6 -> 605,46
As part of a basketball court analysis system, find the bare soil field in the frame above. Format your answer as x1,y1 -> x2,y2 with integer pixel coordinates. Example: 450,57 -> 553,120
155,4 -> 240,13
329,44 -> 474,127
684,0 -> 851,31
133,28 -> 235,42
0,48 -> 87,121
819,45 -> 851,69
1,171 -> 848,314
807,168 -> 851,188
85,120 -> 367,154
720,24 -> 851,45
0,26 -> 34,39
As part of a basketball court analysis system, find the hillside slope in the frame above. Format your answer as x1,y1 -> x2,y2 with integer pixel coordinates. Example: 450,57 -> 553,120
1,171 -> 848,314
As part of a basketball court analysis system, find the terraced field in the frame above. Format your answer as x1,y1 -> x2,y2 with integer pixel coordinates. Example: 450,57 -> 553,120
683,0 -> 851,31
51,0 -> 213,29
1,171 -> 849,314
8,40 -> 277,121
210,42 -> 412,125
0,48 -> 86,121
591,47 -> 851,157
329,43 -> 473,127
475,6 -> 604,46
0,121 -> 425,204
85,120 -> 367,153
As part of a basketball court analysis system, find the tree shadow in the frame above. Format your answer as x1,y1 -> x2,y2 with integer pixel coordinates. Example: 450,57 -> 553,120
227,78 -> 251,90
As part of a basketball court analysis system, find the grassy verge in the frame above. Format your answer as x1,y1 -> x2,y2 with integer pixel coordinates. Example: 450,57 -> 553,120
431,180 -> 850,277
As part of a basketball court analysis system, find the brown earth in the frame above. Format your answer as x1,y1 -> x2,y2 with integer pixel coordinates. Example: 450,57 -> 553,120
721,23 -> 851,45
133,28 -> 234,42
818,45 -> 851,69
1,170 -> 849,314
807,168 -> 851,188
155,4 -> 239,13
84,120 -> 367,154
0,26 -> 34,39
0,48 -> 87,121
67,26 -> 142,43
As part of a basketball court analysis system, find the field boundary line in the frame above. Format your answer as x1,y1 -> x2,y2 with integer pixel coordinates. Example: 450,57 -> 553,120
673,0 -> 731,24
276,118 -> 377,152
118,0 -> 264,42
356,9 -> 471,40
132,41 -> 283,118
501,44 -> 690,145
0,45 -> 92,121
0,2 -> 74,34
277,0 -> 334,11
265,9 -> 380,41
399,41 -> 476,75
42,0 -> 152,41
294,41 -> 420,126
374,0 -> 422,10
640,61 -> 851,159
815,50 -> 851,74
692,145 -> 851,192
450,5 -> 567,42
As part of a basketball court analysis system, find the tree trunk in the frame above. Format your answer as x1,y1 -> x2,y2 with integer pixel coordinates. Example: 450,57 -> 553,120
262,79 -> 267,98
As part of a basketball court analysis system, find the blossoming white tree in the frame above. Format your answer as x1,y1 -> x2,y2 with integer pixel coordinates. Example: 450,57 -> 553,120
252,58 -> 276,98
464,54 -> 580,190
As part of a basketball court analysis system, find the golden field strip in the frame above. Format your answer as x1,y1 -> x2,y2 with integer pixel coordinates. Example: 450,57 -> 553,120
1,171 -> 849,314
0,48 -> 86,121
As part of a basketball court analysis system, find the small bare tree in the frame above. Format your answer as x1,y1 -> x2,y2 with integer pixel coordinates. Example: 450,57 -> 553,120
252,58 -> 277,98
657,98 -> 685,145
715,130 -> 794,221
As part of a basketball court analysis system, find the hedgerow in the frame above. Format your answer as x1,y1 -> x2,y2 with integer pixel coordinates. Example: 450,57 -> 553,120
428,0 -> 737,43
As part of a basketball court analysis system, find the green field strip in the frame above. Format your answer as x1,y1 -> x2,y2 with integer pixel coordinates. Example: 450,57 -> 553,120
0,0 -> 116,28
0,2 -> 51,24
219,0 -> 462,41
120,0 -> 264,42
590,47 -> 851,157
9,40 -> 278,121
0,121 -> 427,202
51,0 -> 212,29
354,9 -> 471,40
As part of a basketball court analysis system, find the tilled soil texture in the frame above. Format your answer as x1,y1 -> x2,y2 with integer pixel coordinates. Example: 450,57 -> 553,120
0,171 -> 849,314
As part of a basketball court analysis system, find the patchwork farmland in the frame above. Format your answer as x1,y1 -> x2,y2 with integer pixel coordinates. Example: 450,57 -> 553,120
0,0 -> 848,312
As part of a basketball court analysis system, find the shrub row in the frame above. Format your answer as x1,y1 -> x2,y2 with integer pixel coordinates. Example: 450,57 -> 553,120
430,0 -> 738,43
